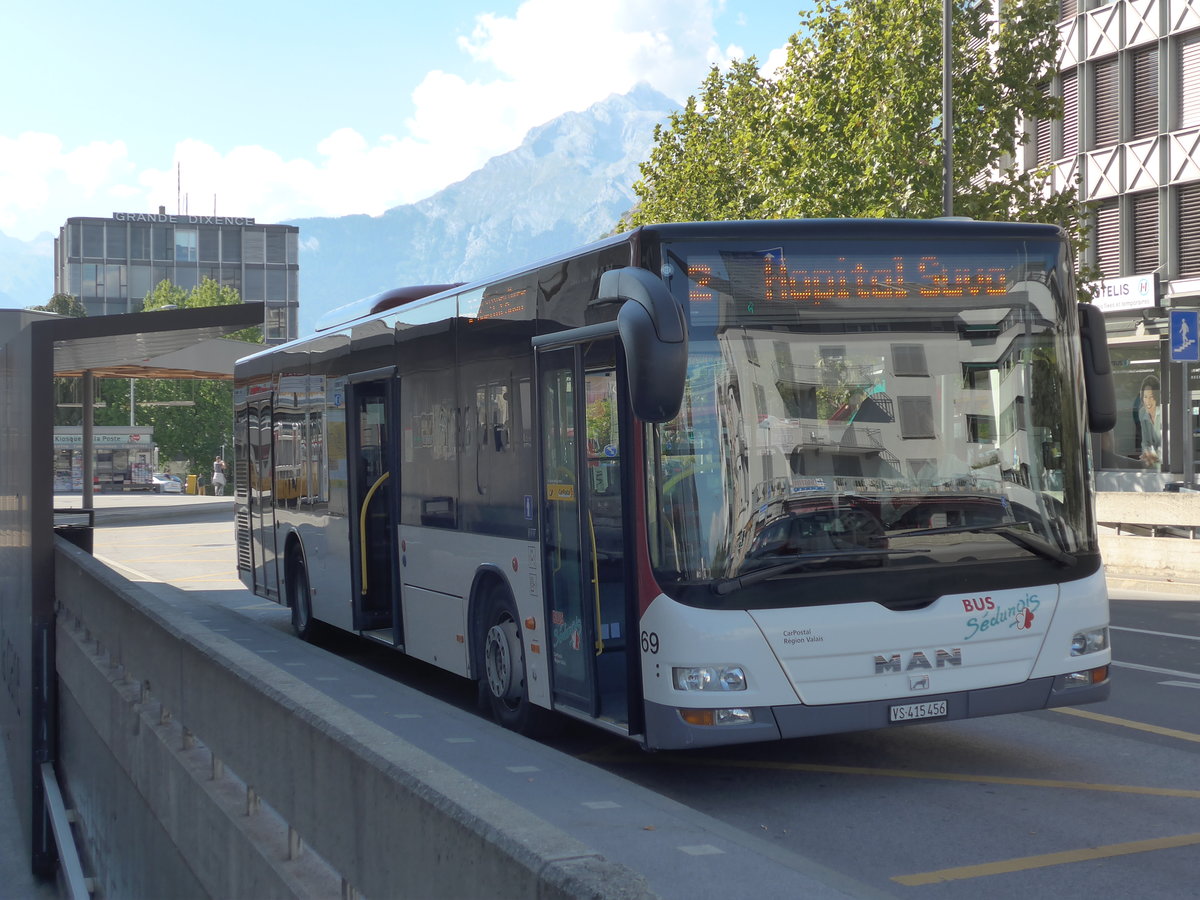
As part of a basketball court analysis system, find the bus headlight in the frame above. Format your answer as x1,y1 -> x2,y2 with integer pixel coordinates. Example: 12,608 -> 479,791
1070,627 -> 1108,656
672,665 -> 747,692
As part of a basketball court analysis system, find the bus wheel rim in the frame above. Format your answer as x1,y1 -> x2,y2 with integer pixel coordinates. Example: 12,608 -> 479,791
485,619 -> 522,703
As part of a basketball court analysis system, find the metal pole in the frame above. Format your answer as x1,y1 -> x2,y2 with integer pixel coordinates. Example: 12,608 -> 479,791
82,371 -> 94,509
1186,362 -> 1195,488
942,0 -> 954,217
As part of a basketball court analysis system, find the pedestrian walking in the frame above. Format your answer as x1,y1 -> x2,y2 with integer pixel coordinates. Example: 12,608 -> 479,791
212,457 -> 227,496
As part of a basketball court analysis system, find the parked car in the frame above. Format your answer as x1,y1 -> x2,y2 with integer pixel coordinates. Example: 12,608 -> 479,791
151,473 -> 183,494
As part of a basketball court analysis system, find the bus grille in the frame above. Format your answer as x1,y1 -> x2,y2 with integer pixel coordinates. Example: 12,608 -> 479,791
236,510 -> 252,572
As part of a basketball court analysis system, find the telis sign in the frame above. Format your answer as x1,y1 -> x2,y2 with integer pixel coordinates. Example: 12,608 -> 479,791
112,212 -> 257,226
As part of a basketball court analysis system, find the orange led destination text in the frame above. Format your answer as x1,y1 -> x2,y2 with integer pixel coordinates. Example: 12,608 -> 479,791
688,256 -> 1008,304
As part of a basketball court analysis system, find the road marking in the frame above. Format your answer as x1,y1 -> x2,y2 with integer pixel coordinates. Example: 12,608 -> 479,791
1051,707 -> 1200,744
893,832 -> 1200,885
1111,660 -> 1200,680
586,753 -> 1200,798
1111,625 -> 1200,641
1159,680 -> 1200,690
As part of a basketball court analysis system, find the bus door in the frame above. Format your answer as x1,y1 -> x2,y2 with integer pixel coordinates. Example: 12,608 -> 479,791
347,372 -> 401,640
538,340 -> 632,728
248,395 -> 279,600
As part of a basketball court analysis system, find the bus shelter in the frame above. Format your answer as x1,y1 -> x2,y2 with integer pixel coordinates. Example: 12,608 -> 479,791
0,302 -> 264,875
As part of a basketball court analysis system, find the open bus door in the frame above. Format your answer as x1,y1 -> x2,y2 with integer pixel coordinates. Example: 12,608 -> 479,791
346,370 -> 402,642
537,338 -> 634,730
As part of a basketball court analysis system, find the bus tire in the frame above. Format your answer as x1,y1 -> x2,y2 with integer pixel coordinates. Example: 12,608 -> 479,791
288,549 -> 318,642
478,584 -> 552,736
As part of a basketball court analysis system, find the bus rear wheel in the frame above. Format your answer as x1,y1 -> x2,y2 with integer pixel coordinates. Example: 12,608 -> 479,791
478,586 -> 552,736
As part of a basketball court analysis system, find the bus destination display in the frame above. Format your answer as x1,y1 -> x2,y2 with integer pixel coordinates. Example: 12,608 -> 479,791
688,252 -> 1011,305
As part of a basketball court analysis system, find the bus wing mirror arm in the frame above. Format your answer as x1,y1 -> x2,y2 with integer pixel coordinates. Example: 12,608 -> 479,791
1078,302 -> 1116,433
600,267 -> 688,423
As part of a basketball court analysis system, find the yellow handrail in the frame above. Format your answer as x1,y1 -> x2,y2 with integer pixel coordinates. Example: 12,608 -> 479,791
359,471 -> 391,595
588,509 -> 604,655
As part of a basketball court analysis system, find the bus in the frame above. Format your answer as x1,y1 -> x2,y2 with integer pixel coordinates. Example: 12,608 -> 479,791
234,219 -> 1116,750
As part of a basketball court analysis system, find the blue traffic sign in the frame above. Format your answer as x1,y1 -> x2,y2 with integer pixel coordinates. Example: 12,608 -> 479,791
1170,309 -> 1200,363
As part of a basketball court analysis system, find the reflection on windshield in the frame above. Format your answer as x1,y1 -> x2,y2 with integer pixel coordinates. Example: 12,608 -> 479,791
645,239 -> 1092,601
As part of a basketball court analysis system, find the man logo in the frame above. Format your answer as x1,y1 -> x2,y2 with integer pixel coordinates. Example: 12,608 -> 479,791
909,675 -> 931,691
874,648 -> 962,674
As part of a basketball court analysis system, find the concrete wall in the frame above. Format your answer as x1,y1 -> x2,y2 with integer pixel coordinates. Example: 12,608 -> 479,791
1097,492 -> 1200,582
53,539 -> 652,900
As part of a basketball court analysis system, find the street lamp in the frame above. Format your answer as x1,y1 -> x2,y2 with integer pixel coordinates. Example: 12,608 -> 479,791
943,0 -> 954,217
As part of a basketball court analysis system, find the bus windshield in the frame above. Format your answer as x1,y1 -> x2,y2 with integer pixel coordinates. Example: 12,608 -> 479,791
644,236 -> 1094,608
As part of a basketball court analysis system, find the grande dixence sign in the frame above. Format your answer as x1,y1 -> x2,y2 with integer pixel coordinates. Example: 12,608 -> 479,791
112,212 -> 256,226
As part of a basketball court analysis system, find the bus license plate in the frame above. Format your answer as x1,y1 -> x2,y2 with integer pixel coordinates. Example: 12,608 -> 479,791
889,700 -> 947,722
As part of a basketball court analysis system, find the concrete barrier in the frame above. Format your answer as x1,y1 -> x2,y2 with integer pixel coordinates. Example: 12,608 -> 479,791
1096,492 -> 1200,585
53,539 -> 654,900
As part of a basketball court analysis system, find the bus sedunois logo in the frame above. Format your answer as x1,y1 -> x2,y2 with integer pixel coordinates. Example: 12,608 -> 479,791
874,648 -> 962,674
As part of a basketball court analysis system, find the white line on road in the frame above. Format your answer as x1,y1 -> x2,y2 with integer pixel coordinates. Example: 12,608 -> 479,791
1111,625 -> 1200,641
1111,660 -> 1200,680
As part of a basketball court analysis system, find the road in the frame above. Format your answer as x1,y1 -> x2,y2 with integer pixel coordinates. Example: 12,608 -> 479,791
92,508 -> 1200,899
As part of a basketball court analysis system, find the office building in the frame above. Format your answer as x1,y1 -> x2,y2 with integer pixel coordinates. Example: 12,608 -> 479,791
54,210 -> 299,344
1026,0 -> 1200,487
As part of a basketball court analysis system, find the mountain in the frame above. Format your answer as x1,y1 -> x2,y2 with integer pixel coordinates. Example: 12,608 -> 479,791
0,84 -> 674,328
290,83 -> 672,333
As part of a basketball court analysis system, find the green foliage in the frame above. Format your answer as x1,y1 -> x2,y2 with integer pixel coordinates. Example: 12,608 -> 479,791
30,292 -> 88,317
624,0 -> 1094,293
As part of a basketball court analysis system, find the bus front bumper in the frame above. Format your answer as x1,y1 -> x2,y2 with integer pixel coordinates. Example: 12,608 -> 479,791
643,672 -> 1110,750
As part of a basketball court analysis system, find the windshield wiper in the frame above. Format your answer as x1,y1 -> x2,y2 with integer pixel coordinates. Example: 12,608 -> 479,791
893,523 -> 1075,566
712,548 -> 932,596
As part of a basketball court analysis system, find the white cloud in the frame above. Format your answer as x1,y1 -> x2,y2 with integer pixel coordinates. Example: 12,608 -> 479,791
1,0 -> 740,240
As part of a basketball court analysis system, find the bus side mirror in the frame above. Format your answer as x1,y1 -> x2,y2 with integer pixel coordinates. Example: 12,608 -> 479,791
1078,302 -> 1116,433
600,267 -> 688,423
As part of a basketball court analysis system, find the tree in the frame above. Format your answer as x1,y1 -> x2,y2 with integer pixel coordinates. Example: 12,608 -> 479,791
30,292 -> 88,317
624,0 -> 1092,287
134,277 -> 263,474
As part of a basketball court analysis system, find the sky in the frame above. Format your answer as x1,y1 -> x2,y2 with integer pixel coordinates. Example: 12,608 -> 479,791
0,0 -> 810,242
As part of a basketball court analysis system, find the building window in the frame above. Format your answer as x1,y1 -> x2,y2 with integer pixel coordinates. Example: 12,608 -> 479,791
82,223 -> 104,258
1131,46 -> 1158,140
221,228 -> 242,263
1036,83 -> 1053,165
1058,0 -> 1077,21
130,225 -> 151,261
1095,200 -> 1120,277
266,268 -> 286,301
266,230 -> 286,264
898,397 -> 935,439
966,414 -> 996,443
244,267 -> 264,301
105,264 -> 127,302
153,226 -> 174,261
199,228 -> 219,262
106,224 -> 127,259
891,344 -> 928,376
175,228 -> 198,262
1062,69 -> 1079,158
1179,31 -> 1200,130
1131,192 -> 1158,275
130,265 -> 152,300
1179,182 -> 1200,277
244,230 -> 266,264
1091,56 -> 1119,149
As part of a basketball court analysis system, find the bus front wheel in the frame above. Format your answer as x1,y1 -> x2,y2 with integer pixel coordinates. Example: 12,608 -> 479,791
478,586 -> 551,735
288,550 -> 318,642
